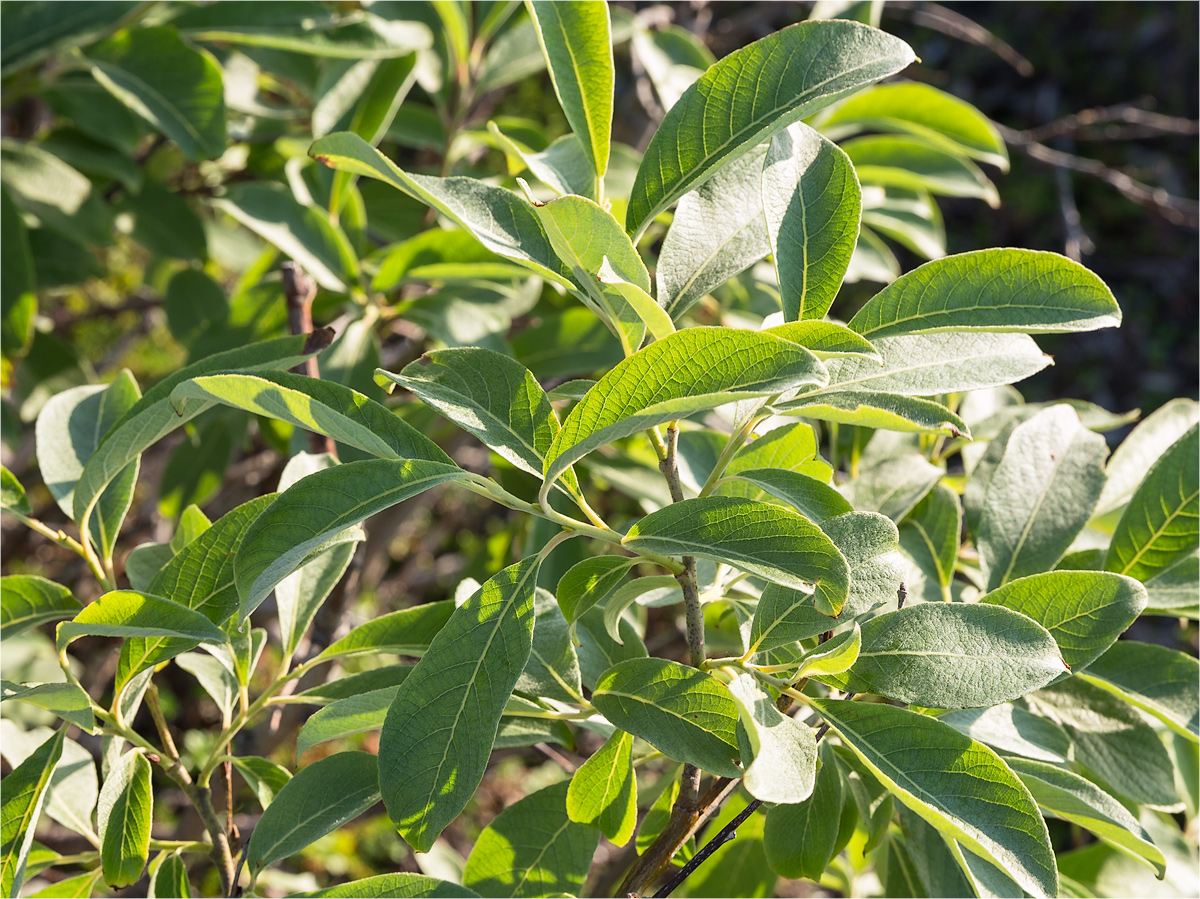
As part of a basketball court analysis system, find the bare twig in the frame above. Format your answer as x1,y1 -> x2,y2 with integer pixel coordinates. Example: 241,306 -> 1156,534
884,1 -> 1034,76
281,262 -> 337,455
1023,99 -> 1199,144
653,799 -> 762,899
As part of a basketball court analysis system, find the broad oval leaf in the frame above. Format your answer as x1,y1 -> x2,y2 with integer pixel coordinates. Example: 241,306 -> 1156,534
625,20 -> 915,238
544,327 -> 827,487
809,698 -> 1057,898
463,780 -> 598,898
725,468 -> 853,524
234,459 -> 465,621
97,749 -> 152,889
848,248 -> 1120,338
316,601 -> 454,663
228,756 -> 292,811
527,1 -> 613,184
841,603 -> 1067,708
0,576 -> 80,641
765,320 -> 880,361
57,590 -> 228,650
300,873 -> 479,898
0,727 -> 64,899
380,558 -> 541,852
979,570 -> 1147,672
729,674 -> 817,804
763,122 -> 861,321
566,730 -> 637,846
590,657 -> 741,778
840,454 -> 943,522
1079,640 -> 1199,743
1104,423 -> 1199,582
518,590 -> 583,704
247,751 -> 380,877
170,371 -> 451,464
622,496 -> 850,616
822,511 -> 907,618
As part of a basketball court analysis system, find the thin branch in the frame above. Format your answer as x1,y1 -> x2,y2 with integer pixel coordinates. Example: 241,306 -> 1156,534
653,799 -> 762,899
1022,99 -> 1199,144
884,1 -> 1034,76
281,262 -> 338,456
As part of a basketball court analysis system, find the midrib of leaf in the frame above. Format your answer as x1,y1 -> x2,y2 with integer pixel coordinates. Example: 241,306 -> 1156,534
254,782 -> 378,866
858,286 -> 1097,336
671,220 -> 759,312
93,62 -> 204,147
594,687 -> 731,734
509,816 -> 573,896
114,772 -> 141,875
548,5 -> 601,182
748,592 -> 818,654
528,645 -> 584,704
795,149 -> 812,319
804,343 -> 1042,394
1113,483 -> 1200,576
996,447 -> 1070,587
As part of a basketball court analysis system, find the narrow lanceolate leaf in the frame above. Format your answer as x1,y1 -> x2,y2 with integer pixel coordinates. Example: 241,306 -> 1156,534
592,658 -> 742,777
656,145 -> 770,321
316,601 -> 454,662
623,496 -> 850,616
300,873 -> 479,898
148,851 -> 191,899
980,571 -> 1146,672
227,757 -> 291,811
1079,641 -> 1199,742
848,248 -> 1120,338
766,320 -> 880,361
235,460 -> 464,621
763,122 -> 861,321
977,405 -> 1109,590
57,591 -> 228,650
901,482 -> 960,596
809,699 -> 1057,898
1,682 -> 93,732
1105,423 -> 1199,582
796,623 -> 861,679
171,372 -> 451,464
602,576 -> 678,644
98,750 -> 152,889
518,590 -> 583,704
1,727 -> 64,899
297,687 -> 399,758
247,751 -> 380,877
777,390 -> 969,437
566,730 -> 637,845
842,135 -> 998,204
839,603 -> 1066,708
380,558 -> 541,852
527,1 -> 613,183
729,675 -> 817,804
1094,398 -> 1199,519
725,468 -> 853,524
310,133 -> 572,287
544,328 -> 827,487
763,741 -> 845,880
555,556 -> 635,628
1005,757 -> 1167,879
838,455 -> 942,523
73,334 -> 318,532
625,20 -> 915,239
0,576 -> 80,640
463,781 -> 598,898
277,540 -> 356,660
490,125 -> 596,199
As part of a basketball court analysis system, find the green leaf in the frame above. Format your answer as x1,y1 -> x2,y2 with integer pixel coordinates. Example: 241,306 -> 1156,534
0,140 -> 111,248
72,334 -> 317,534
378,348 -> 571,487
725,468 -> 853,525
247,751 -> 380,877
840,603 -> 1066,708
843,135 -> 999,205
228,756 -> 292,811
316,601 -> 454,663
516,590 -> 583,704
1079,641 -> 1199,742
575,607 -> 647,692
1094,398 -> 1198,520
938,703 -> 1072,765
809,699 -> 1057,898
1,682 -> 93,733
301,873 -> 479,898
545,328 -> 826,487
900,482 -> 960,600
36,372 -> 142,563
277,540 -> 356,661
747,583 -> 836,656
1144,552 -> 1199,617
765,320 -> 881,361
839,454 -> 942,521
234,460 -> 464,621
817,81 -> 1008,169
380,558 -> 541,852
1026,678 -> 1179,808
622,496 -> 850,616
490,126 -> 596,198
1,188 -> 36,381
725,421 -> 831,484
625,20 -> 914,239
594,258 -> 677,343
977,405 -> 1110,590
87,27 -> 226,161
175,652 -> 238,722
30,868 -> 105,898
678,792 -> 776,898
57,590 -> 228,650
171,371 -> 451,464
861,186 -> 946,260
120,180 -> 207,261
602,576 -> 679,644
297,687 -> 399,759
556,556 -> 636,630
148,850 -> 191,899
763,122 -> 861,321
1,576 -> 80,640
1,728 -> 65,898
848,249 -> 1121,338
656,145 -> 770,321
97,750 -> 152,889
213,183 -> 357,291
763,741 -> 844,880
566,730 -> 637,845
463,781 -> 598,898
795,623 -> 862,679
821,511 -> 907,617
778,390 -> 969,437
527,1 -> 613,184
1,2 -> 138,76
636,768 -> 680,856
1006,757 -> 1166,878
1104,423 -> 1199,582
591,658 -> 742,777
979,570 -> 1147,671
729,674 -> 817,804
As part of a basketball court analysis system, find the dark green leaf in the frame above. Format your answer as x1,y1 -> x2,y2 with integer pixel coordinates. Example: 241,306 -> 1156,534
566,730 -> 637,845
1,682 -> 93,733
97,750 -> 151,889
297,687 -> 399,759
317,601 -> 454,663
0,727 -> 64,898
301,873 -> 479,898
1079,641 -> 1198,742
763,741 -> 844,880
1,2 -> 138,76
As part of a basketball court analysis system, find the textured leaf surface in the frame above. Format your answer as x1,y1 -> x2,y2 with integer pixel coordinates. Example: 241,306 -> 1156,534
566,730 -> 637,845
747,582 -> 837,655
1105,423 -> 1199,582
843,134 -> 998,204
839,454 -> 942,522
900,482 -> 960,599
1094,398 -> 1198,519
380,559 -> 541,852
840,603 -> 1066,708
938,704 -> 1072,765
98,750 -> 152,889
726,468 -> 853,524
302,873 -> 479,898
763,122 -> 860,321
0,576 -> 80,640
591,658 -> 741,777
1,682 -> 93,732
810,699 -> 1057,898
626,20 -> 914,238
1079,640 -> 1199,742
317,601 -> 454,662
277,540 -> 357,660
544,328 -> 826,486
1,727 -> 63,899
623,496 -> 850,616
463,781 -> 598,898
821,511 -> 907,618
766,320 -> 880,361
555,556 -> 635,628
763,741 -> 845,880
848,249 -> 1121,338
518,590 -> 583,704
297,687 -> 399,758
247,751 -> 380,876
58,590 -> 227,649
778,390 -> 968,436
980,571 -> 1146,671
729,674 -> 817,804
